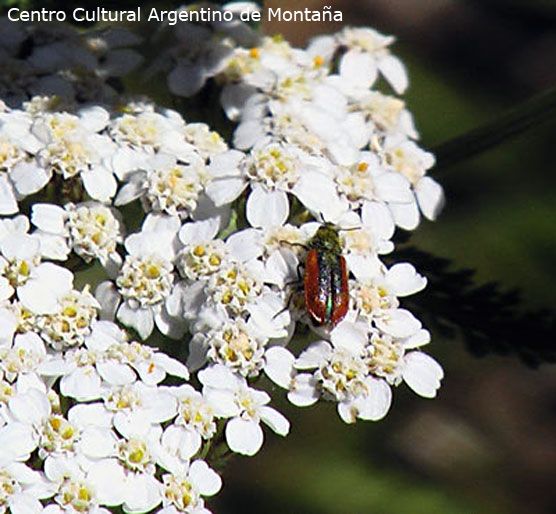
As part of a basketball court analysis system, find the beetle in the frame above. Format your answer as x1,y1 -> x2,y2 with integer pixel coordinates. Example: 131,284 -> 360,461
303,223 -> 349,326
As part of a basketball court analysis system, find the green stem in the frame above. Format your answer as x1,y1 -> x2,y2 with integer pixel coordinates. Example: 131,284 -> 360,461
431,87 -> 556,170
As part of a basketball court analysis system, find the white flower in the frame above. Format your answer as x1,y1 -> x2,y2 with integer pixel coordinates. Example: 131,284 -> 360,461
207,143 -> 348,226
334,26 -> 408,94
159,460 -> 222,514
39,286 -> 100,351
382,134 -> 444,227
39,320 -> 189,402
350,262 -> 426,318
115,152 -> 212,221
0,458 -> 54,514
0,109 -> 42,214
199,364 -> 290,456
30,108 -> 118,202
173,220 -> 288,335
16,263 -> 100,351
366,329 -> 444,398
31,202 -> 124,271
96,214 -> 185,340
108,109 -> 193,181
102,381 -> 177,438
289,331 -> 393,424
0,231 -> 41,299
0,332 -> 47,383
6,386 -> 82,460
351,90 -> 418,139
44,454 -> 127,513
159,385 -> 217,464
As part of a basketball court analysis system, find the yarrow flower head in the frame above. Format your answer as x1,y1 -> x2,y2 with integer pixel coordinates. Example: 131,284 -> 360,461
0,12 -> 446,514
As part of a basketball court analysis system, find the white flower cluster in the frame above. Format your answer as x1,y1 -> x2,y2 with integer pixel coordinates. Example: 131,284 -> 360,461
0,6 -> 445,513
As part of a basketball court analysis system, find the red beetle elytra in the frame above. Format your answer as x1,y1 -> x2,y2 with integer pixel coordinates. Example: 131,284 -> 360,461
303,223 -> 349,326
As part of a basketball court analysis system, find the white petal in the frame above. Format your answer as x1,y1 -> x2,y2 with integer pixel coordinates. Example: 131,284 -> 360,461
0,277 -> 14,303
220,83 -> 259,122
204,390 -> 240,418
68,403 -> 113,428
95,281 -> 120,321
296,341 -> 332,369
198,364 -> 238,390
346,254 -> 383,281
33,232 -> 70,260
96,361 -> 136,385
374,172 -> 413,203
389,200 -> 420,230
163,425 -> 201,462
337,400 -> 358,424
287,374 -> 320,407
403,329 -> 431,350
8,494 -> 43,514
245,293 -> 290,339
403,352 -> 444,398
378,54 -> 408,94
186,334 -> 208,372
225,417 -> 264,456
264,347 -> 295,389
79,106 -> 110,132
246,186 -> 289,228
340,51 -> 377,89
207,150 -> 244,178
154,306 -> 187,340
10,161 -> 50,196
178,218 -> 219,245
0,174 -> 18,214
168,63 -> 205,97
153,353 -> 190,380
205,177 -> 247,207
415,176 -> 445,220
82,166 -> 117,202
123,473 -> 162,513
87,459 -> 127,507
0,422 -> 37,460
1,234 -> 39,261
189,460 -> 222,496
375,308 -> 422,338
385,263 -> 427,297
79,426 -> 118,458
233,119 -> 265,149
292,171 -> 347,221
60,367 -> 102,401
260,406 -> 290,436
355,377 -> 392,421
117,302 -> 154,340
330,320 -> 367,354
8,388 -> 50,425
0,307 -> 17,347
114,176 -> 144,206
18,263 -> 73,314
361,200 -> 395,241
225,228 -> 263,262
264,248 -> 299,287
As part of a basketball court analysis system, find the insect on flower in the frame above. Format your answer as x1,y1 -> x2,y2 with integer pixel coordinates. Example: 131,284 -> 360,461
304,223 -> 349,326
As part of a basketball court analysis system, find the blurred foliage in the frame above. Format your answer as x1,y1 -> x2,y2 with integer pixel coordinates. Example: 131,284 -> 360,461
391,244 -> 556,367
